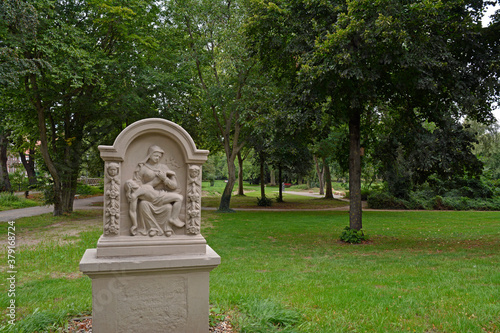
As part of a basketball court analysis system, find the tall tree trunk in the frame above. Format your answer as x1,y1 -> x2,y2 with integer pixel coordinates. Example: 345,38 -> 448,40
314,155 -> 325,195
277,164 -> 283,202
237,151 -> 245,195
62,173 -> 78,213
19,149 -> 37,187
0,133 -> 12,192
349,109 -> 362,230
270,168 -> 276,186
218,154 -> 237,212
30,75 -> 64,216
260,152 -> 266,198
323,156 -> 333,199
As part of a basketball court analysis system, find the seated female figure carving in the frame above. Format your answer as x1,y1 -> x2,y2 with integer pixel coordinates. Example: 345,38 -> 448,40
125,145 -> 184,237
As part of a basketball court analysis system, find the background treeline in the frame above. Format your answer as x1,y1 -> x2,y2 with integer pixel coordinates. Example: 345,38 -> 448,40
1,0 -> 499,216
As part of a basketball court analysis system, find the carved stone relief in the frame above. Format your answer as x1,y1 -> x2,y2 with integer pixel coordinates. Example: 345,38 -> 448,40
186,165 -> 202,235
124,145 -> 184,237
104,162 -> 120,235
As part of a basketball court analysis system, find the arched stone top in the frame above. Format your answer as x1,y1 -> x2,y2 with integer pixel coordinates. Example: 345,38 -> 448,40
98,118 -> 209,163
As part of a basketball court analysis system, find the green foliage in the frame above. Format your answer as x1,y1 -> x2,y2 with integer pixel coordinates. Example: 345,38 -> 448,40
0,192 -> 38,210
344,188 -> 372,201
339,226 -> 368,244
2,0 -> 172,214
203,153 -> 228,181
257,196 -> 273,207
274,194 -> 284,203
209,306 -> 228,328
367,192 -> 408,210
368,191 -> 500,211
9,308 -> 69,333
237,298 -> 302,333
76,183 -> 103,196
289,184 -> 309,190
375,118 -> 485,199
7,168 -> 25,191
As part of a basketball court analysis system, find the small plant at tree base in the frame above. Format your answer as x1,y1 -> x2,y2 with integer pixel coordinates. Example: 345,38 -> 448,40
257,196 -> 273,207
340,226 -> 368,244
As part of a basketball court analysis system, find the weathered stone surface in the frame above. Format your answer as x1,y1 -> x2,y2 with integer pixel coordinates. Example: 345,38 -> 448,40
95,118 -> 209,257
80,118 -> 220,333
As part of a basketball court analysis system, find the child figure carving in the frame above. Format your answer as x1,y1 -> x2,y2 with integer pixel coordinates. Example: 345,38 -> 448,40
125,145 -> 184,237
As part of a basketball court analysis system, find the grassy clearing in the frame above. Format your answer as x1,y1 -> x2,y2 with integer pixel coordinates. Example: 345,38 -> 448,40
0,211 -> 101,333
202,181 -> 348,210
0,209 -> 499,332
205,210 -> 500,332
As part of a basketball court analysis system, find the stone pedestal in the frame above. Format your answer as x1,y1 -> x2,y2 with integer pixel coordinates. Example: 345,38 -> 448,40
80,246 -> 220,333
79,119 -> 220,333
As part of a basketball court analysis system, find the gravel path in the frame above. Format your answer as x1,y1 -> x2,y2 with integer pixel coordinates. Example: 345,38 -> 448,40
0,196 -> 103,222
66,317 -> 234,333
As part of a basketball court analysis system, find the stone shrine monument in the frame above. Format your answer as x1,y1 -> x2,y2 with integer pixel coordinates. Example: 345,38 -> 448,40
80,118 -> 220,333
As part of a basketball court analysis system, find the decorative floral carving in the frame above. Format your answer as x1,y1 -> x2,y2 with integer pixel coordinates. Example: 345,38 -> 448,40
186,165 -> 202,235
104,162 -> 120,235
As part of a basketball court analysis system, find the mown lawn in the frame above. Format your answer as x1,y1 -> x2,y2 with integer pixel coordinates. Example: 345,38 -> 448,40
0,208 -> 498,332
201,181 -> 349,210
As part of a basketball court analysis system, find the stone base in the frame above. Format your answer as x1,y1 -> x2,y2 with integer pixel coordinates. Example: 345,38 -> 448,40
79,246 -> 221,333
95,234 -> 208,257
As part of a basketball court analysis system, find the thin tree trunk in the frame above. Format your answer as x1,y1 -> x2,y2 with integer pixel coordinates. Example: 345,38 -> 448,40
30,74 -> 64,216
314,155 -> 324,195
277,164 -> 283,202
270,168 -> 276,186
237,151 -> 244,195
62,173 -> 78,213
260,153 -> 266,198
323,156 -> 333,199
218,154 -> 237,212
349,109 -> 362,230
0,133 -> 12,192
19,149 -> 37,187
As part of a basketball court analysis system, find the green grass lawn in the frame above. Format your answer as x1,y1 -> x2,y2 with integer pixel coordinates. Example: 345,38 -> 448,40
202,181 -> 348,210
0,208 -> 499,332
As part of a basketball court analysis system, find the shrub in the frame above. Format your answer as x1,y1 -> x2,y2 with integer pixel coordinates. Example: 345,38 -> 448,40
340,226 -> 368,244
344,189 -> 372,200
0,192 -> 21,205
76,183 -> 102,196
367,192 -> 406,209
257,196 -> 273,207
289,184 -> 309,190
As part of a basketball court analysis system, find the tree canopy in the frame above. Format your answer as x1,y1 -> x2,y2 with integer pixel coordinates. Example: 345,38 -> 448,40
245,0 -> 499,229
1,0 -> 499,218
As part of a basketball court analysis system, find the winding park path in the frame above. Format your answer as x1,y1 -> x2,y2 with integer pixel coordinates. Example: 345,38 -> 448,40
0,196 -> 104,222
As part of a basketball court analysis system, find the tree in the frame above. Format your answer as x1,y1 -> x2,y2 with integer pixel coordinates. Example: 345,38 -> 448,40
0,0 -> 41,87
3,0 -> 167,215
236,149 -> 251,196
165,0 -> 275,211
247,0 -> 498,230
375,114 -> 484,198
268,131 -> 313,202
0,0 -> 41,192
467,120 -> 500,179
0,131 -> 11,192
